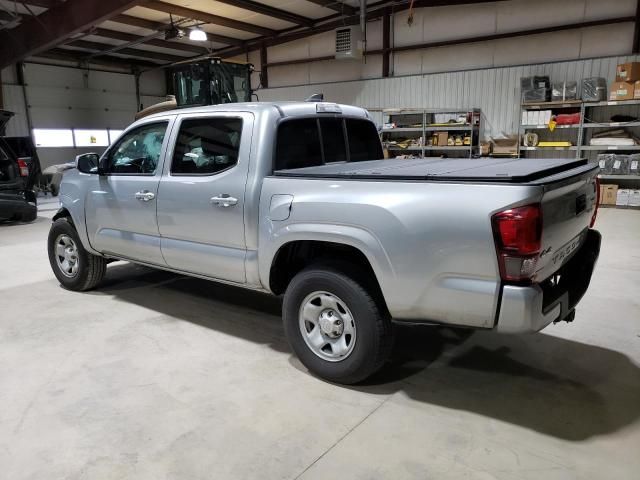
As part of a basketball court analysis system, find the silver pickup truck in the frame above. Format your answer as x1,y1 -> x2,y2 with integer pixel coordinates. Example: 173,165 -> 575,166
48,101 -> 601,384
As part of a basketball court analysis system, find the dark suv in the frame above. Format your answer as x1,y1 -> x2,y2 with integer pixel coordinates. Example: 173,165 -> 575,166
0,110 -> 39,222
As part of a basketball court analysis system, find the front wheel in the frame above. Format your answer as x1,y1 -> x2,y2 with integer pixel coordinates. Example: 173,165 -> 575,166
283,266 -> 393,384
47,218 -> 107,291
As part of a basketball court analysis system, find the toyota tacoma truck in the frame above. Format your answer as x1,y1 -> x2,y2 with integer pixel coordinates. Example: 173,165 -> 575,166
47,101 -> 601,384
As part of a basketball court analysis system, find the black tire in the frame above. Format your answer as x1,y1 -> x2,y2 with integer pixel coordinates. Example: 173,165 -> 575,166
283,266 -> 393,384
50,183 -> 59,196
48,218 -> 107,291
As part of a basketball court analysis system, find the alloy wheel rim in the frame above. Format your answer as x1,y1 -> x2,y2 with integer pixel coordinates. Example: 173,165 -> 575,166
54,234 -> 79,278
299,291 -> 357,362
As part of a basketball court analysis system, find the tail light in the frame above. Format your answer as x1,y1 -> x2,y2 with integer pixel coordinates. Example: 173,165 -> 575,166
492,204 -> 542,283
17,158 -> 29,177
590,176 -> 600,228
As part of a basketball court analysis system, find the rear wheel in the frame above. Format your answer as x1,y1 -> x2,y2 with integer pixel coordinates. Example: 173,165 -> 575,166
283,266 -> 393,384
48,218 -> 106,291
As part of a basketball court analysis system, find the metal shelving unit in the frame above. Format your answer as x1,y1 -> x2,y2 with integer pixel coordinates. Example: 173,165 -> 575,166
517,99 -> 640,204
582,100 -> 640,197
381,108 -> 482,158
518,101 -> 583,159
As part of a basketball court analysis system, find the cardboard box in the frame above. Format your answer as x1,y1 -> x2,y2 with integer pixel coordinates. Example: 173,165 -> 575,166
491,137 -> 518,155
610,81 -> 635,101
616,188 -> 630,206
635,81 -> 640,99
435,132 -> 448,146
600,184 -> 618,205
616,62 -> 640,82
628,189 -> 640,207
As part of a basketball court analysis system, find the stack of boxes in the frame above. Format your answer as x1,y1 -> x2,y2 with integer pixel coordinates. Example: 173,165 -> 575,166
600,183 -> 640,207
610,62 -> 640,101
521,109 -> 552,126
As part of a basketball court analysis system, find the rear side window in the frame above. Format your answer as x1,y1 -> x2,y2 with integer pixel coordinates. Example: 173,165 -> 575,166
172,117 -> 243,175
275,118 -> 322,170
346,119 -> 383,161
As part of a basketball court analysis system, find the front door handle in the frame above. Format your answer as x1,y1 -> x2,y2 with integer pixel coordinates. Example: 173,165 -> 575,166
210,194 -> 238,207
135,190 -> 155,202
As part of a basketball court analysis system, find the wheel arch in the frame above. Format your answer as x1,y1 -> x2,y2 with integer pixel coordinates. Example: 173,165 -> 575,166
52,207 -> 73,224
51,206 -> 99,255
267,236 -> 393,315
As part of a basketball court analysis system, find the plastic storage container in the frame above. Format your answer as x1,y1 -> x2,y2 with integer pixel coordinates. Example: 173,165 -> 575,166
552,81 -> 578,101
582,77 -> 607,101
521,76 -> 551,102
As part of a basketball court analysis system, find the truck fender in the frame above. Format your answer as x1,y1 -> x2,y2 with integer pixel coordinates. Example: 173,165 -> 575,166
51,206 -> 100,255
259,222 -> 396,296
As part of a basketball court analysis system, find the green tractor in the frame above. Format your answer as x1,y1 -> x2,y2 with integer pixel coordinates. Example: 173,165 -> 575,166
136,58 -> 254,119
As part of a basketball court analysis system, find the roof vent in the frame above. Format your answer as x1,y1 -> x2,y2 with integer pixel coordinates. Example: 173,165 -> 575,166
335,26 -> 363,60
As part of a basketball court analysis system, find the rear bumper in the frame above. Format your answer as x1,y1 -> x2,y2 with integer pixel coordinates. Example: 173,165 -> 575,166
496,229 -> 601,334
0,190 -> 37,220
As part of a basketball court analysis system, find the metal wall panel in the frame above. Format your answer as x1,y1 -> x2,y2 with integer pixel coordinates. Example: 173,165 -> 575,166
1,64 -> 166,168
259,54 -> 640,138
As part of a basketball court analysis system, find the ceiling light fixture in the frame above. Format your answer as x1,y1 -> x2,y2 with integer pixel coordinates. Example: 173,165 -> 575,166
189,27 -> 207,42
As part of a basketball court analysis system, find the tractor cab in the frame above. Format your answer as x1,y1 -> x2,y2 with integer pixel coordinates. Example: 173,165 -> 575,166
172,58 -> 253,107
136,58 -> 254,119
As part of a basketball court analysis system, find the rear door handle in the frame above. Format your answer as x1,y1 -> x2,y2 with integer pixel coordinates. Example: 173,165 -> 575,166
135,190 -> 155,202
210,194 -> 238,207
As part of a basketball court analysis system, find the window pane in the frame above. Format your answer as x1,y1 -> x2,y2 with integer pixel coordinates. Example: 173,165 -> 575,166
171,117 -> 243,175
108,122 -> 167,174
74,129 -> 109,147
275,119 -> 322,170
319,118 -> 347,163
174,63 -> 208,107
109,129 -> 125,144
33,129 -> 74,147
212,62 -> 251,104
345,119 -> 384,162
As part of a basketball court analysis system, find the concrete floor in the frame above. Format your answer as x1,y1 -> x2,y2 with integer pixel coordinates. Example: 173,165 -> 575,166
1,196 -> 639,480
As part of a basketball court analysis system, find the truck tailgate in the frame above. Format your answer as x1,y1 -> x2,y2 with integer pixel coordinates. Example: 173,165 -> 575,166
534,164 -> 599,282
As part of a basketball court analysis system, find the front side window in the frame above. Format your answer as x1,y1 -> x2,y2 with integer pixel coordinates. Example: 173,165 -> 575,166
171,117 -> 243,175
105,122 -> 167,175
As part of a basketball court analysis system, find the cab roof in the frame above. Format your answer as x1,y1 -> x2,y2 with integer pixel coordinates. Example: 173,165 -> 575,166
141,101 -> 370,121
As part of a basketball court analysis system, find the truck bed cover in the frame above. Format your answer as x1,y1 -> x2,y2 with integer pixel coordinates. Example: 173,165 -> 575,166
273,157 -> 594,184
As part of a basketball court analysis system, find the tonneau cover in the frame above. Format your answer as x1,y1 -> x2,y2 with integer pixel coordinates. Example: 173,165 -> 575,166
274,157 -> 592,183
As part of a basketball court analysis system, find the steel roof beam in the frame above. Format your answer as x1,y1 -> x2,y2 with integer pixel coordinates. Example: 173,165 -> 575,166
68,39 -> 184,63
304,1 -> 355,16
214,0 -> 313,26
143,1 -> 275,36
0,0 -> 145,69
109,14 -> 246,46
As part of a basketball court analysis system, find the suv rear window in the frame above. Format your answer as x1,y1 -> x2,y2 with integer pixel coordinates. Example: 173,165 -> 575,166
275,117 -> 382,170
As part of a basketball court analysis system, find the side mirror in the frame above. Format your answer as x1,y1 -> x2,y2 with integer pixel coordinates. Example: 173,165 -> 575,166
75,153 -> 100,174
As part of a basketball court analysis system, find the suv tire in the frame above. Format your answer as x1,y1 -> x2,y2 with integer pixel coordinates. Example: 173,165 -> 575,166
48,218 -> 106,291
283,266 -> 393,384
